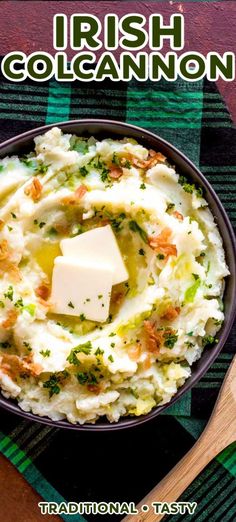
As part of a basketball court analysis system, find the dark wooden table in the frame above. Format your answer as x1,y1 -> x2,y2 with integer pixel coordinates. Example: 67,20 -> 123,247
0,454 -> 61,521
0,455 -> 61,522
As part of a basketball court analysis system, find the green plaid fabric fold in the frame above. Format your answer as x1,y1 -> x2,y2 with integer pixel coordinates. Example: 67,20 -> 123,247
0,69 -> 235,521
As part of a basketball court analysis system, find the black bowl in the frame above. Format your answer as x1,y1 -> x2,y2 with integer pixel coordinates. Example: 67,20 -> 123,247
0,119 -> 235,431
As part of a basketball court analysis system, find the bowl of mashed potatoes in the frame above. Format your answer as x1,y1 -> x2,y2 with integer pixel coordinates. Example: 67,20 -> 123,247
0,120 -> 235,430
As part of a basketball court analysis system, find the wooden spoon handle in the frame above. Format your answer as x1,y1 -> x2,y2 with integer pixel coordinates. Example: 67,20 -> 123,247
124,429 -> 228,522
124,356 -> 236,522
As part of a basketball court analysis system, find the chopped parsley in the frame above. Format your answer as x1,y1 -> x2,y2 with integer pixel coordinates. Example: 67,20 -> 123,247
79,313 -> 86,321
43,370 -> 69,398
0,301 -> 5,308
139,248 -> 145,256
202,335 -> 218,348
163,332 -> 178,349
37,163 -> 48,174
23,341 -> 32,352
21,157 -> 37,169
108,354 -> 114,362
39,222 -> 46,229
185,341 -> 194,348
214,319 -> 222,326
105,211 -> 126,232
4,286 -> 14,301
157,253 -> 165,260
140,183 -> 146,190
11,212 -> 17,219
166,202 -> 175,212
192,273 -> 200,280
98,294 -> 103,299
112,152 -> 120,166
77,371 -> 98,386
129,220 -> 148,244
95,347 -> 104,356
14,297 -> 24,309
68,301 -> 74,309
123,159 -> 131,169
79,166 -> 89,177
40,349 -> 51,357
110,343 -> 115,348
67,341 -> 92,365
178,175 -> 203,198
91,156 -> 110,183
187,331 -> 193,336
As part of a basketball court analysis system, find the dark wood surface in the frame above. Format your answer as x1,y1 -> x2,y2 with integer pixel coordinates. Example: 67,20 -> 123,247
0,454 -> 61,521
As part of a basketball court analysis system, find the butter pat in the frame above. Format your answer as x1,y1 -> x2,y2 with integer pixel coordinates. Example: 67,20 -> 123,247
51,257 -> 113,322
60,225 -> 128,285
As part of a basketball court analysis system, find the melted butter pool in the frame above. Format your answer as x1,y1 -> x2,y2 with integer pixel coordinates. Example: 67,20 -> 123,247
35,241 -> 61,279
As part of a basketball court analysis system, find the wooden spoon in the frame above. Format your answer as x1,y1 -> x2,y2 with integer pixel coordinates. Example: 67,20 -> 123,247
123,355 -> 236,522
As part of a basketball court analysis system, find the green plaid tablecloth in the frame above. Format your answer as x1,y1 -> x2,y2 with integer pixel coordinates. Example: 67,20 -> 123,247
0,71 -> 235,522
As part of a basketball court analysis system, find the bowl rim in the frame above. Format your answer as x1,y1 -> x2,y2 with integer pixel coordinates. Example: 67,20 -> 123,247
0,118 -> 235,431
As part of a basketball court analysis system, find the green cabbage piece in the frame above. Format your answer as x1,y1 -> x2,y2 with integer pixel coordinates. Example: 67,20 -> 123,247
184,279 -> 201,303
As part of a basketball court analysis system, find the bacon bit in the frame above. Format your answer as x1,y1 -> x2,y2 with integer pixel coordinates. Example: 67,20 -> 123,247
87,384 -> 102,394
147,152 -> 166,167
24,178 -> 43,202
128,344 -> 142,361
144,321 -> 176,354
0,239 -> 9,261
132,157 -> 147,169
149,227 -> 177,259
0,261 -> 22,283
61,184 -> 87,205
0,241 -> 21,281
2,309 -> 18,329
132,151 -> 166,170
173,210 -> 184,221
148,149 -> 157,158
109,166 -> 123,179
0,353 -> 42,379
35,284 -> 50,301
8,264 -> 22,283
161,306 -> 180,321
144,320 -> 163,353
74,185 -> 87,199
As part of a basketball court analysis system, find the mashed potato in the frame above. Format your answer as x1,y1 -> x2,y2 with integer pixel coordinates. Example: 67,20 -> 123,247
0,127 -> 229,424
